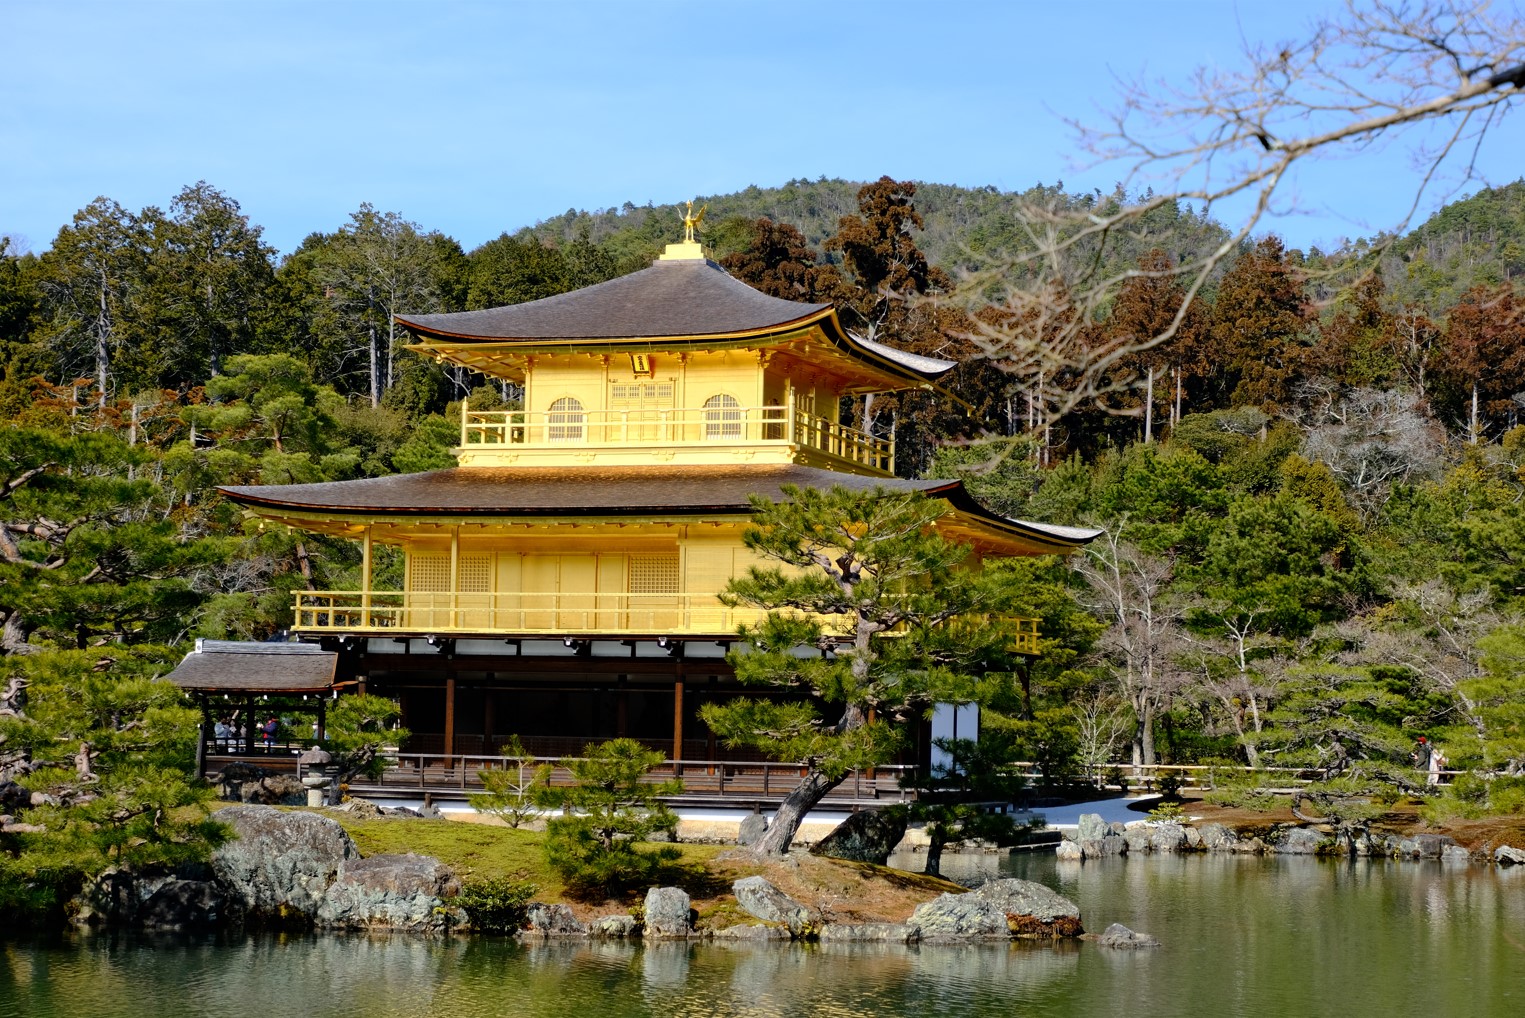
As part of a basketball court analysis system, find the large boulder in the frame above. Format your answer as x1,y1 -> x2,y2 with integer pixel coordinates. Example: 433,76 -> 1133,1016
1197,823 -> 1238,851
524,902 -> 587,937
736,814 -> 769,848
733,875 -> 817,936
1122,828 -> 1152,854
1076,813 -> 1109,842
818,923 -> 918,943
907,893 -> 1011,941
590,914 -> 640,937
970,878 -> 1083,937
1495,845 -> 1525,865
1081,834 -> 1127,859
1054,839 -> 1083,861
210,804 -> 358,925
643,886 -> 695,938
1415,834 -> 1455,859
1273,827 -> 1329,855
1148,823 -> 1187,854
72,866 -> 226,931
315,853 -> 462,931
810,808 -> 907,865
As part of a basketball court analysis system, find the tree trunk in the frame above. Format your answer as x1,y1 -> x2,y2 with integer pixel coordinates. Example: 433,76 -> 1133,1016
1143,365 -> 1154,443
923,830 -> 947,877
752,765 -> 844,855
1470,382 -> 1480,445
294,541 -> 316,591
96,269 -> 111,406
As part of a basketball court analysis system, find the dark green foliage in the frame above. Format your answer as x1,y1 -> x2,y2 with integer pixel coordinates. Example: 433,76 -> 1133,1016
530,738 -> 681,897
0,648 -> 228,923
457,876 -> 538,933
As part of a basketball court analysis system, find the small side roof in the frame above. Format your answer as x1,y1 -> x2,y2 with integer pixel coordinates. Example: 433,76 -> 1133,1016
164,639 -> 339,693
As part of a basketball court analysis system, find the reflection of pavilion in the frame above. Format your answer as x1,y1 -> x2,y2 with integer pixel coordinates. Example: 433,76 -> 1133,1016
169,234 -> 1096,786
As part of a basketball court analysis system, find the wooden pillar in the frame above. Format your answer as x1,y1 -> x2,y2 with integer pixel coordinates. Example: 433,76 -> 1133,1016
449,525 -> 461,630
195,698 -> 210,778
444,675 -> 456,764
672,667 -> 685,762
317,699 -> 327,741
616,675 -> 628,738
483,675 -> 497,752
361,525 -> 373,624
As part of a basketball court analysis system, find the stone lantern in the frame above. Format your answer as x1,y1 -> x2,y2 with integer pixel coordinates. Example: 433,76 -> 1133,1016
297,745 -> 333,807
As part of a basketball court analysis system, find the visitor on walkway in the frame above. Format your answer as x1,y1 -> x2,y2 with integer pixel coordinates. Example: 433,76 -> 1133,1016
262,717 -> 278,751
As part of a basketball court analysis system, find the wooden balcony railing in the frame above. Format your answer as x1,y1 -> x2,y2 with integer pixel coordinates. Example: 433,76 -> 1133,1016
461,402 -> 894,473
292,590 -> 1041,649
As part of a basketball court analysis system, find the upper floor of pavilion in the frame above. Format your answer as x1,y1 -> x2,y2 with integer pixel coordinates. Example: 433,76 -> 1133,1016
396,240 -> 955,476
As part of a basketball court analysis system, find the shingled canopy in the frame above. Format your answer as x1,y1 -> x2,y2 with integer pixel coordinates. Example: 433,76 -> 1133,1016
396,256 -> 955,390
221,464 -> 1100,555
165,639 -> 340,693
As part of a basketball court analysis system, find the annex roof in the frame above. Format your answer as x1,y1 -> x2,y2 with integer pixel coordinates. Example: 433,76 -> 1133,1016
164,639 -> 340,694
221,465 -> 1100,554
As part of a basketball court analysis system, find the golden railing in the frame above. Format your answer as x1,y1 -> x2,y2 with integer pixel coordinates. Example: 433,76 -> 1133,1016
292,590 -> 1039,649
461,403 -> 894,473
293,590 -> 767,635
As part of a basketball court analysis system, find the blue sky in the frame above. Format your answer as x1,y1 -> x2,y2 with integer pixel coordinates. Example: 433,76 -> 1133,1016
3,0 -> 1519,257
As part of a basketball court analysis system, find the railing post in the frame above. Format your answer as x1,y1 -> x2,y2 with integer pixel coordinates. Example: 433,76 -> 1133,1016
460,393 -> 469,447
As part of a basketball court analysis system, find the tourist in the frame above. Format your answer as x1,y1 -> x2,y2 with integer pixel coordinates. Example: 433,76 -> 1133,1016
214,718 -> 231,752
262,717 -> 279,751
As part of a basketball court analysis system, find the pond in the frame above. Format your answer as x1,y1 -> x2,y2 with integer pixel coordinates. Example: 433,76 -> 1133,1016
3,854 -> 1520,1018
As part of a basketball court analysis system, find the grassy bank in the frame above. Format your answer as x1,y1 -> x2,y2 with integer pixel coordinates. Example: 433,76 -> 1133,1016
325,812 -> 959,925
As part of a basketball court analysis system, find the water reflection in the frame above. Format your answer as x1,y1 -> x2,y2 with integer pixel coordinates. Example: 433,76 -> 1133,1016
2,856 -> 1520,1018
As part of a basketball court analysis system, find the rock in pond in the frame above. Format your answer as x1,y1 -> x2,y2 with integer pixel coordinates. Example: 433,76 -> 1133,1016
211,805 -> 358,925
818,923 -> 918,943
971,878 -> 1083,938
590,914 -> 640,937
1095,922 -> 1160,949
907,894 -> 1011,941
525,902 -> 587,937
644,886 -> 695,938
316,853 -> 462,932
73,865 -> 226,931
1273,827 -> 1329,855
1076,813 -> 1110,842
1495,845 -> 1525,865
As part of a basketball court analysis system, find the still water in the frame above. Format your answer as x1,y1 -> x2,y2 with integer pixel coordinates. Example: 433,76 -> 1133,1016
3,854 -> 1521,1018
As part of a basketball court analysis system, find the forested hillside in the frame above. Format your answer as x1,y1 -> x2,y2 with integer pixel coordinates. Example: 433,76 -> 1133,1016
4,174 -> 1525,898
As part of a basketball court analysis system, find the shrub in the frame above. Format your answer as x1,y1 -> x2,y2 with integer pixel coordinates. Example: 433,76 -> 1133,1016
1157,772 -> 1185,801
532,738 -> 683,898
457,877 -> 537,934
1449,771 -> 1489,805
1147,801 -> 1188,823
470,736 -> 549,828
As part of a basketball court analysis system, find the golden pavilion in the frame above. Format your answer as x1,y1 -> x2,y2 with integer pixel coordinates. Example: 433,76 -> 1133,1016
195,235 -> 1098,767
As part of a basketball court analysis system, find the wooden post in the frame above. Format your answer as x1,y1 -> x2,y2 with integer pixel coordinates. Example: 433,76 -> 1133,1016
449,526 -> 461,630
317,699 -> 327,741
444,675 -> 456,766
672,666 -> 685,762
361,525 -> 373,625
195,698 -> 210,778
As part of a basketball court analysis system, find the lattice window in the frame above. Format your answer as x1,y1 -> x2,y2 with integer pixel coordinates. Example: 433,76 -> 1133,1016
547,396 -> 585,442
703,393 -> 743,440
407,553 -> 491,592
628,554 -> 679,594
459,554 -> 491,593
610,382 -> 675,407
408,553 -> 449,592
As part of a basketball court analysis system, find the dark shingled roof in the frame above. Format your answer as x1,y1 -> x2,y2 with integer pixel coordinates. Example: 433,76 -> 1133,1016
220,465 -> 1100,548
165,640 -> 339,693
397,258 -> 829,341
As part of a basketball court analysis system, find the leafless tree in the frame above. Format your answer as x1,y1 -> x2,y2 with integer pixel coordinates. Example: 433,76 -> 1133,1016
1075,527 -> 1190,766
1290,384 -> 1447,515
962,1 -> 1525,416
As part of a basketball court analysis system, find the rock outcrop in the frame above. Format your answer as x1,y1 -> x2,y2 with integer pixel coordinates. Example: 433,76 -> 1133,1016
908,878 -> 1082,941
315,853 -> 462,931
643,886 -> 695,938
524,902 -> 587,937
810,808 -> 907,865
732,875 -> 817,936
211,805 -> 357,925
73,865 -> 226,931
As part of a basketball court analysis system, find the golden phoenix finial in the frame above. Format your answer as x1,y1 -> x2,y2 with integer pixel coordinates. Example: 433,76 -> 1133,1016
680,200 -> 708,243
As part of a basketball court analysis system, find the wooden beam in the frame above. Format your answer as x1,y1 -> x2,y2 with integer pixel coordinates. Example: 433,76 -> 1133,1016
672,670 -> 685,762
444,675 -> 457,764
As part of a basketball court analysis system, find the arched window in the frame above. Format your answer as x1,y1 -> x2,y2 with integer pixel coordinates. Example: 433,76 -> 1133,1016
547,396 -> 585,442
703,393 -> 743,440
